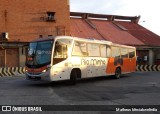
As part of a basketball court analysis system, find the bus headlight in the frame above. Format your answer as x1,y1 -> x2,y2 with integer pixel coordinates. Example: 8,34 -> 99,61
41,64 -> 51,73
42,70 -> 47,72
42,66 -> 51,73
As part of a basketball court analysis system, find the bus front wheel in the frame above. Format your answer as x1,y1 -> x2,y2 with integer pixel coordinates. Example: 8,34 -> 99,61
114,67 -> 121,79
70,70 -> 77,85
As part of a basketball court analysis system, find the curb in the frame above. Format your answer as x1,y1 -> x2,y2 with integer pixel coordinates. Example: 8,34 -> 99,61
0,67 -> 25,77
136,65 -> 160,71
0,65 -> 160,77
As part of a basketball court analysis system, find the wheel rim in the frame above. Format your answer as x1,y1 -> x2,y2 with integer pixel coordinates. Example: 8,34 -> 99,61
116,69 -> 121,78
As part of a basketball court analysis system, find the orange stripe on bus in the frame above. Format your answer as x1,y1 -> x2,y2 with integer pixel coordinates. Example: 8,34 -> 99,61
106,57 -> 136,74
25,66 -> 47,73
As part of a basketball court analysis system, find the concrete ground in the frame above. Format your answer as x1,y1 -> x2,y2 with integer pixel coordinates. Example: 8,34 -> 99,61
0,72 -> 160,113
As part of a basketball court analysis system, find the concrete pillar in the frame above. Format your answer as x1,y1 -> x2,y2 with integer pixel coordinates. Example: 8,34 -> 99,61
67,0 -> 70,5
149,49 -> 154,65
4,49 -> 6,67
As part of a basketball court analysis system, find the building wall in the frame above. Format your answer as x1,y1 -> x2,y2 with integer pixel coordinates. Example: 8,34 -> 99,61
0,50 -> 5,66
0,0 -> 70,67
136,50 -> 149,65
137,48 -> 160,65
6,49 -> 19,67
154,49 -> 160,65
0,0 -> 70,42
0,48 -> 19,67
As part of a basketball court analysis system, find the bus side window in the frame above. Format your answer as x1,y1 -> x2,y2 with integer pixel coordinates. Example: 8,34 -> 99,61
129,49 -> 135,58
53,39 -> 72,65
121,48 -> 129,58
106,46 -> 111,58
54,41 -> 61,55
54,41 -> 64,58
88,43 -> 100,57
100,45 -> 111,58
72,41 -> 87,56
100,45 -> 107,57
111,46 -> 120,58
54,40 -> 69,58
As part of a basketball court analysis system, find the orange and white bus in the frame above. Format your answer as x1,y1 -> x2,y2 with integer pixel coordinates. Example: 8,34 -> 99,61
25,36 -> 136,84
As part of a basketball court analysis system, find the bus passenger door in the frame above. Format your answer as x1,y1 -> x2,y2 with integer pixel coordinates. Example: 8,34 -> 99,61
50,39 -> 72,81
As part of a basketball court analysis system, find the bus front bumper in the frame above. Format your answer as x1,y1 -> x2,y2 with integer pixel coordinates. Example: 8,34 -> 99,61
25,71 -> 50,81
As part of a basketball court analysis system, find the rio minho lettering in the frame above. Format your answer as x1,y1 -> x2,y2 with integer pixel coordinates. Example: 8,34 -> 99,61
81,59 -> 106,66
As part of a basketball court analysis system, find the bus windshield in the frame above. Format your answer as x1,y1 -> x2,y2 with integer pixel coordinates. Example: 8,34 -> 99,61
26,41 -> 53,67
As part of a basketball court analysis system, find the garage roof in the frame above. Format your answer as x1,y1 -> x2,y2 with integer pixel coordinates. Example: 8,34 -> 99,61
70,12 -> 160,47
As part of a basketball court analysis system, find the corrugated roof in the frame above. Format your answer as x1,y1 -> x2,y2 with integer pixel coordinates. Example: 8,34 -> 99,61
116,21 -> 160,46
90,20 -> 144,45
70,18 -> 104,40
70,18 -> 144,46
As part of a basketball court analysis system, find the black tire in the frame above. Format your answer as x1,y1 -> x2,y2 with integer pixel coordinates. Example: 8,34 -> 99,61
70,70 -> 77,85
114,68 -> 121,79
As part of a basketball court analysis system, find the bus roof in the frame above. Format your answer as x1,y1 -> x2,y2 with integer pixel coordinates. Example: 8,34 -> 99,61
111,43 -> 136,49
31,36 -> 135,48
31,36 -> 112,44
32,36 -> 55,42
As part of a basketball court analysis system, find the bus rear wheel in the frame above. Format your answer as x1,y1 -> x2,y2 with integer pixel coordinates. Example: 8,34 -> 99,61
70,70 -> 77,85
114,67 -> 121,79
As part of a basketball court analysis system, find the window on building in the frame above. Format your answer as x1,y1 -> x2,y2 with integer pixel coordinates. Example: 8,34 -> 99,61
1,32 -> 9,41
39,35 -> 43,38
48,35 -> 53,37
46,12 -> 55,21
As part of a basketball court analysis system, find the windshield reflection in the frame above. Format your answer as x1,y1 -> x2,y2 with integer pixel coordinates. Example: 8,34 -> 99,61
26,41 -> 53,67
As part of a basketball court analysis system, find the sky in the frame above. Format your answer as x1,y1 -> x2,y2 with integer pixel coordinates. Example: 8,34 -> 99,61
70,0 -> 160,36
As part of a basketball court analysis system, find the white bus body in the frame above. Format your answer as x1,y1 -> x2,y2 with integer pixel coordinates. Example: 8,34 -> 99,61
25,36 -> 136,84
